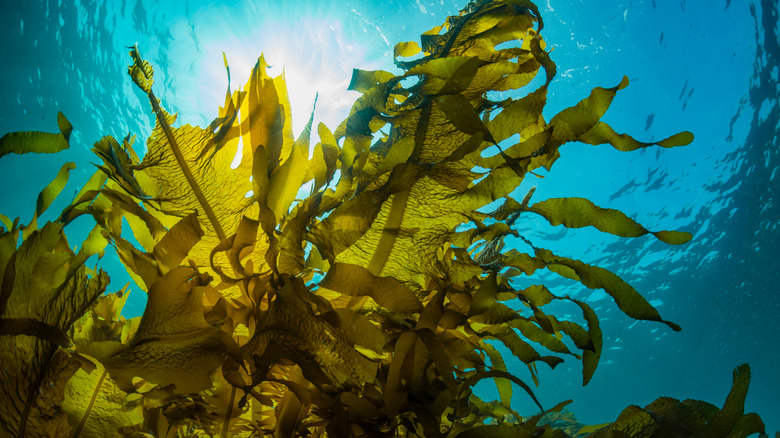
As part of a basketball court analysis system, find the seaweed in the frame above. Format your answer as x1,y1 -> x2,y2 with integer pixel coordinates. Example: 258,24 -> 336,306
0,1 -> 766,437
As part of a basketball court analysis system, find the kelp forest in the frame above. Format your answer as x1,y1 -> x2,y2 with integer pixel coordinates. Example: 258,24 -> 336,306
0,0 -> 769,437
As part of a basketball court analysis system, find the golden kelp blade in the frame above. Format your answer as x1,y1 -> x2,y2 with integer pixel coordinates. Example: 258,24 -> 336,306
119,48 -> 321,294
102,267 -> 234,396
0,111 -> 72,158
22,161 -> 76,239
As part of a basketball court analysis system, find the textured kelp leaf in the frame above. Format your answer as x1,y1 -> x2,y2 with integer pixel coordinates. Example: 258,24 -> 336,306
203,372 -> 253,438
374,136 -> 415,175
479,324 -> 563,369
277,194 -> 323,275
210,214 -> 261,282
485,86 -> 547,146
37,162 -> 76,217
0,213 -> 14,231
0,227 -> 18,291
605,405 -> 658,438
332,169 -> 477,290
506,317 -> 572,356
81,188 -> 188,292
92,187 -> 167,252
437,56 -> 482,95
321,307 -> 386,353
319,262 -> 422,313
469,272 -> 498,316
414,327 -> 458,394
0,222 -> 109,437
548,77 -> 694,159
435,93 -> 494,141
503,249 -> 547,276
136,109 -> 251,270
528,197 -> 692,244
72,224 -> 110,269
308,123 -> 340,190
518,284 -> 554,307
536,247 -> 681,332
406,56 -> 473,84
0,349 -> 81,437
103,267 -> 232,395
442,131 -> 485,164
63,356 -> 144,437
0,111 -> 72,158
725,413 -> 765,438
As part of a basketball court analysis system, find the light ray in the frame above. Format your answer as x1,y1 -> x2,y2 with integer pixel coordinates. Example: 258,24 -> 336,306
180,3 -> 387,143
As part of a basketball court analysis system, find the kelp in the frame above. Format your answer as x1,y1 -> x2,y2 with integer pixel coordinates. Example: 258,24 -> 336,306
0,173 -> 110,436
0,0 -> 766,437
0,111 -> 72,159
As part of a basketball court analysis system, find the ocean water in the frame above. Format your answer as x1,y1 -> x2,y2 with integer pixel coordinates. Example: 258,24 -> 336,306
1,0 -> 777,435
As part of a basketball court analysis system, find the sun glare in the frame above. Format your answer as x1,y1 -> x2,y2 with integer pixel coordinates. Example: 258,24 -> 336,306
186,3 -> 381,144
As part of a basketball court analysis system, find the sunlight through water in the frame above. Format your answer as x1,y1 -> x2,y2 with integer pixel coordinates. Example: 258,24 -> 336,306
169,2 -> 383,141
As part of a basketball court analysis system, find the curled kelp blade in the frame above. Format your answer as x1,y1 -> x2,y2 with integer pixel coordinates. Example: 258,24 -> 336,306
0,117 -> 80,235
527,197 -> 693,244
0,111 -> 72,158
91,134 -> 152,200
19,161 -> 76,239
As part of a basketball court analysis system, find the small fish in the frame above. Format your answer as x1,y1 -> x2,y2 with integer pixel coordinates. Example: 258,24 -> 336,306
678,79 -> 689,100
645,113 -> 655,131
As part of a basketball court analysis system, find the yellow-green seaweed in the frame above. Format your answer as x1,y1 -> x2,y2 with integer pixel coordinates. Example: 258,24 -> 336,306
0,1 -> 766,437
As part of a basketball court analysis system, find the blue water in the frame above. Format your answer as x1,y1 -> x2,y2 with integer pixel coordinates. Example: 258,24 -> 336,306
1,0 -> 777,434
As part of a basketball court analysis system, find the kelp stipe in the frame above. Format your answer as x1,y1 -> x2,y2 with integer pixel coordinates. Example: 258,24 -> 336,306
0,0 -> 766,437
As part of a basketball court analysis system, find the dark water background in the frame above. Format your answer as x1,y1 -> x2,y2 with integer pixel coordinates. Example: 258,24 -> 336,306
1,0 -> 778,434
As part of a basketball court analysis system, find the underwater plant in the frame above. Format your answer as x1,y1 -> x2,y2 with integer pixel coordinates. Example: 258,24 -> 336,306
0,0 -> 768,436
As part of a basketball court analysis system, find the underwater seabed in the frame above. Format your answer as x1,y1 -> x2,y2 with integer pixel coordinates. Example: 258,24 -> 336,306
1,0 -> 778,436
